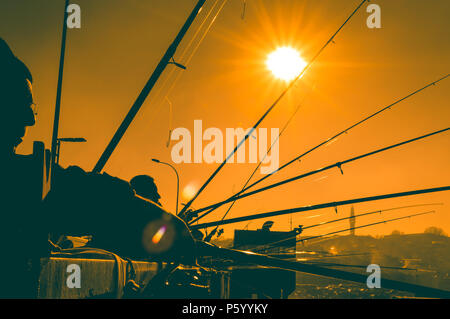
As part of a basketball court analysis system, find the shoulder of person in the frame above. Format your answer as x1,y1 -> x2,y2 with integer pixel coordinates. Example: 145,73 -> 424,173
53,164 -> 134,197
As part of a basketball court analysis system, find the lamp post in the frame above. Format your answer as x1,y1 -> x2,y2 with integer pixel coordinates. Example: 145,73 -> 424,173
56,137 -> 87,164
152,158 -> 179,215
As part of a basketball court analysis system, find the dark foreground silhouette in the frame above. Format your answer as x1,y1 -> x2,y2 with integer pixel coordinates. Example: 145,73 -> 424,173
0,37 -> 195,298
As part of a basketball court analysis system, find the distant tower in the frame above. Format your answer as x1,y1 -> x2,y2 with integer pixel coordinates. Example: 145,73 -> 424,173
349,206 -> 356,236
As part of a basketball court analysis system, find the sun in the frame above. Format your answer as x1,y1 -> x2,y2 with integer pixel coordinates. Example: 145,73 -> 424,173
266,47 -> 307,82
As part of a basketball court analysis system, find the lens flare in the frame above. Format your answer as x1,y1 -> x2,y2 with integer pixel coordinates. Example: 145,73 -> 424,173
182,183 -> 198,201
152,225 -> 167,244
329,246 -> 338,255
266,47 -> 307,82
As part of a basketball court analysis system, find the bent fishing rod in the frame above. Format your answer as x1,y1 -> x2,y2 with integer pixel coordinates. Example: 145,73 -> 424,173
190,127 -> 449,221
193,74 -> 450,222
179,0 -> 368,216
191,186 -> 450,229
93,0 -> 208,173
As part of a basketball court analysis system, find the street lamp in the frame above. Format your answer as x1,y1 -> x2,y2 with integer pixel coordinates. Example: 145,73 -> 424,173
56,137 -> 87,164
152,158 -> 179,215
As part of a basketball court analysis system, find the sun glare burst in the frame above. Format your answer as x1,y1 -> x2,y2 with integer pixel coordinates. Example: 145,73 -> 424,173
266,47 -> 307,82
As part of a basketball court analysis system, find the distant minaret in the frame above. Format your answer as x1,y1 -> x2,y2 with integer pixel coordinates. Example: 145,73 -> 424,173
349,206 -> 356,236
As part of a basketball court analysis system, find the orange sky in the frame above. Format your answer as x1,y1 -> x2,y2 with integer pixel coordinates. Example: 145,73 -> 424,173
2,0 -> 449,238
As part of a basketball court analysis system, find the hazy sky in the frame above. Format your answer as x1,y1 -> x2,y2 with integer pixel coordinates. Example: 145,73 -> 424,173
1,0 -> 449,237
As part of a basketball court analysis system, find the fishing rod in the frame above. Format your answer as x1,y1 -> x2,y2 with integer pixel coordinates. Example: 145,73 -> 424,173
163,0 -> 228,148
269,250 -> 417,271
236,75 -> 450,194
191,186 -> 450,229
298,210 -> 435,244
190,127 -> 449,221
233,203 -> 443,251
204,98 -> 305,241
256,211 -> 435,253
304,203 -> 442,229
299,252 -> 371,260
300,262 -> 417,271
93,0 -> 208,173
178,0 -> 368,216
192,75 -> 450,222
196,240 -> 450,298
50,0 -> 70,179
270,252 -> 371,259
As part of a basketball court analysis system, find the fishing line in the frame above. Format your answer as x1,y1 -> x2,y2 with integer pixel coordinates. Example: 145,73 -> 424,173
259,210 -> 435,253
50,0 -> 70,178
238,75 -> 450,195
192,74 -> 449,219
247,203 -> 443,252
159,0 -> 229,105
300,262 -> 416,271
159,0 -> 224,94
93,0 -> 210,173
196,241 -> 450,297
165,97 -> 173,147
298,210 -> 435,245
203,92 -> 309,237
152,0 -> 229,152
143,0 -> 225,131
179,0 -> 368,216
190,127 -> 449,219
191,186 -> 450,229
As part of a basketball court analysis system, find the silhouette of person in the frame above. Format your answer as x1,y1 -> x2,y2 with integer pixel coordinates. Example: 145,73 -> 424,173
130,175 -> 162,205
0,38 -> 41,298
0,38 -> 35,158
0,38 -> 196,298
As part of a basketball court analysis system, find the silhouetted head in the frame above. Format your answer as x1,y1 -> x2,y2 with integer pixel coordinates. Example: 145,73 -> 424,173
0,38 -> 35,156
130,175 -> 162,205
